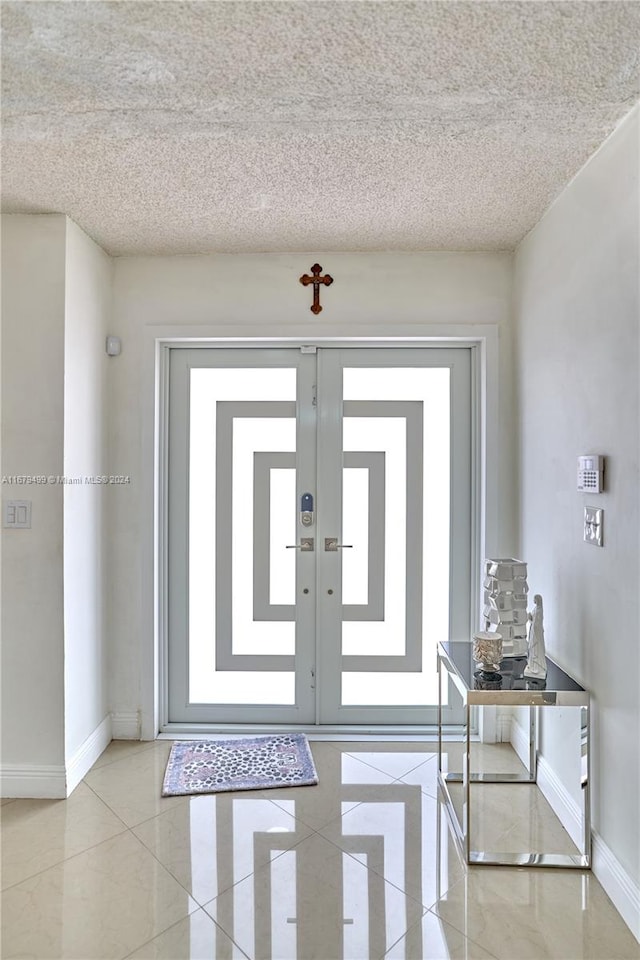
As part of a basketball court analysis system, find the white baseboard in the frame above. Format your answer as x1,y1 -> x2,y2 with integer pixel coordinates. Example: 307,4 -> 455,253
1,716 -> 112,799
511,715 -> 583,849
65,715 -> 112,795
0,764 -> 67,799
509,716 -> 640,943
111,711 -> 141,739
592,831 -> 640,943
1,713 -> 141,799
536,752 -> 584,850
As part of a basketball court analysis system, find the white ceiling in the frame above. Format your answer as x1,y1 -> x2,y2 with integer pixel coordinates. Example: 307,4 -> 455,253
2,1 -> 639,256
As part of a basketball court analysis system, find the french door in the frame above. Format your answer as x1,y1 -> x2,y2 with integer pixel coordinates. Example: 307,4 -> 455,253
166,346 -> 471,727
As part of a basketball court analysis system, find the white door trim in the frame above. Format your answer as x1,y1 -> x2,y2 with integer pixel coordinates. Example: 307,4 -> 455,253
141,324 -> 499,739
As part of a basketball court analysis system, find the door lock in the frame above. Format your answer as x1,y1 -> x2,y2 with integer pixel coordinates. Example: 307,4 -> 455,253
300,493 -> 314,527
324,538 -> 353,551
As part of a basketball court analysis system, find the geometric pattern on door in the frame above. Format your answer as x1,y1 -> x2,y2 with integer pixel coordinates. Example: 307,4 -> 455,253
214,398 -> 424,674
215,400 -> 295,672
166,345 -> 472,727
341,400 -> 423,673
252,450 -> 386,624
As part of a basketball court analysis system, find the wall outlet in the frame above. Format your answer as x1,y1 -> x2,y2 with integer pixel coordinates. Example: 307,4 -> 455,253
584,506 -> 603,546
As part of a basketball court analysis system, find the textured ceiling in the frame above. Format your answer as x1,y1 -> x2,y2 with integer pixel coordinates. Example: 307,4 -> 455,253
2,1 -> 639,256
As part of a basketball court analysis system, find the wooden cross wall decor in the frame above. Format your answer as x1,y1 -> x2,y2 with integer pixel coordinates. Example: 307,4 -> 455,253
299,263 -> 333,314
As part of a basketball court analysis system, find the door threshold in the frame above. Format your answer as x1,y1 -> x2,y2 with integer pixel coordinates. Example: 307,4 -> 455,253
158,722 -> 465,741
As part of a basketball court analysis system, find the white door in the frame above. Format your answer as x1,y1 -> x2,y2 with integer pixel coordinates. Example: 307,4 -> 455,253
166,346 -> 471,728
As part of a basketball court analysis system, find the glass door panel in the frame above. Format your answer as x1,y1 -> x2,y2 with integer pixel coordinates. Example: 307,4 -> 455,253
167,345 -> 471,727
342,369 -> 449,707
168,350 -> 316,724
316,349 -> 471,725
341,411 -> 412,660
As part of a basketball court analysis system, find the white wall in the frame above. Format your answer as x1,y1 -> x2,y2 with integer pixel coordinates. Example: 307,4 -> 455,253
1,214 -> 113,795
1,215 -> 67,773
109,251 -> 514,728
513,106 -> 639,910
63,220 -> 112,767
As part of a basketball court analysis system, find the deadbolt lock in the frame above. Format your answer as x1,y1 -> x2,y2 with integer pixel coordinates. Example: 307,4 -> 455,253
300,493 -> 314,527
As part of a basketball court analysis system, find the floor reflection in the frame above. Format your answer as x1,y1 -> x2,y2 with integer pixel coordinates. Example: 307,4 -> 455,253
187,747 -> 463,958
2,741 -> 638,960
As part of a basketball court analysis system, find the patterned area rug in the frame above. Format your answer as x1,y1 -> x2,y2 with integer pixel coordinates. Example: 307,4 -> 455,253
162,734 -> 319,796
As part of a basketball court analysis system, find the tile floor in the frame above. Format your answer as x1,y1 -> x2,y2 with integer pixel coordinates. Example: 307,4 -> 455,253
2,739 -> 639,959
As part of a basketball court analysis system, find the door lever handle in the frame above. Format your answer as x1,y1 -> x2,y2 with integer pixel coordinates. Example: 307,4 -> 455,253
285,538 -> 314,551
324,538 -> 353,552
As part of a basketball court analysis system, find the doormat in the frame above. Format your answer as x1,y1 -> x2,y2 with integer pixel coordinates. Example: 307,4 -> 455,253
162,734 -> 319,796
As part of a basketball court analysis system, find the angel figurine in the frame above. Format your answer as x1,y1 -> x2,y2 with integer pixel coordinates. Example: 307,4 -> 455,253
524,593 -> 547,679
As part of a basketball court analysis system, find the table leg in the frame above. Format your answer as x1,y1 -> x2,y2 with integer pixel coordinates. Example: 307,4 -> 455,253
464,701 -> 471,863
582,704 -> 591,864
529,705 -> 537,780
437,654 -> 442,776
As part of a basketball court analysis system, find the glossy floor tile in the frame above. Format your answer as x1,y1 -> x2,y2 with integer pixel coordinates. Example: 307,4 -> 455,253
202,831 -> 426,959
84,739 -> 189,827
384,909 -> 499,959
443,740 -> 531,777
443,780 -> 580,856
338,742 -> 440,782
91,737 -> 159,771
132,793 -> 314,904
126,909 -> 250,960
2,831 -> 198,959
318,787 -> 465,909
1,781 -> 126,890
433,867 -> 640,960
255,742 -> 397,831
1,739 -> 637,960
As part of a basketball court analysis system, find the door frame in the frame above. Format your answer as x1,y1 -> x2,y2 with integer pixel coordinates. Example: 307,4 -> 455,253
141,325 -> 500,737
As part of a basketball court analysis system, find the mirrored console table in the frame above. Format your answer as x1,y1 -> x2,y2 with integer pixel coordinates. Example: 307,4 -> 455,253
437,641 -> 591,868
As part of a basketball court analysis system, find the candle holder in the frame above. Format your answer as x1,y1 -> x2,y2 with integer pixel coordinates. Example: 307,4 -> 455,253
472,631 -> 503,679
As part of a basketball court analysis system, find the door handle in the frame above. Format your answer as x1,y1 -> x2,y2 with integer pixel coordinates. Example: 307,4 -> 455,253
285,538 -> 314,551
324,538 -> 353,551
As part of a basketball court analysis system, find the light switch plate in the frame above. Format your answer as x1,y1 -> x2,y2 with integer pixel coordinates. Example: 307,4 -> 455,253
3,500 -> 32,528
584,506 -> 603,547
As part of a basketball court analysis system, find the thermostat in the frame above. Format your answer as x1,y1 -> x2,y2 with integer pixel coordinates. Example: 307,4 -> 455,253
577,455 -> 604,493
